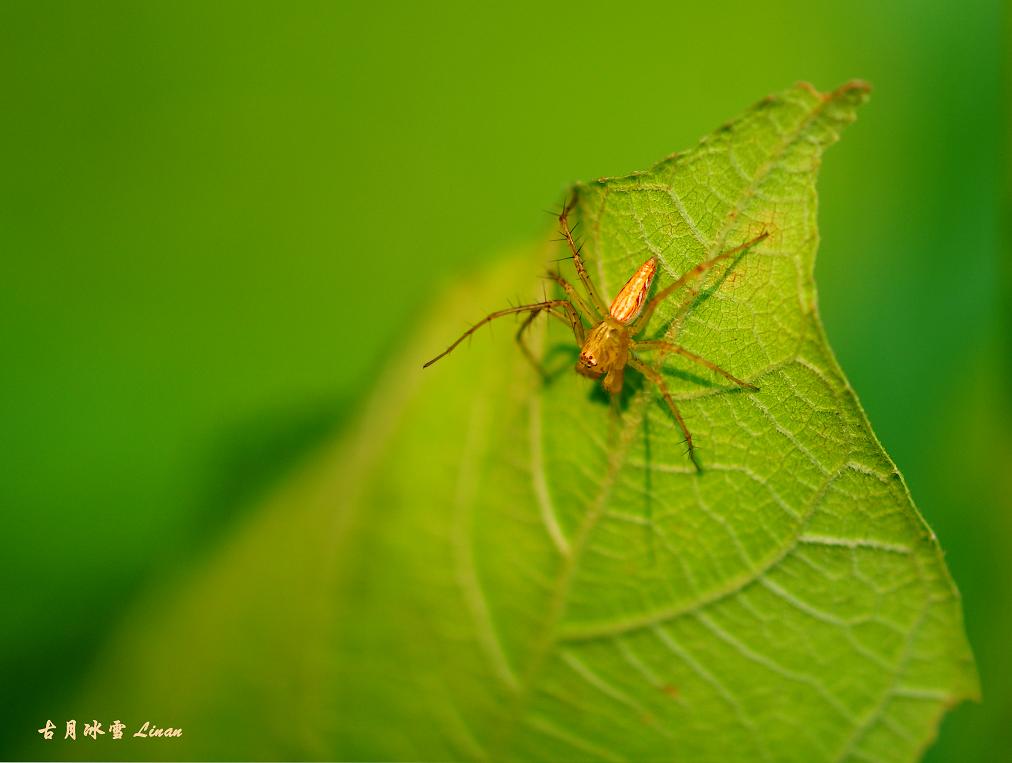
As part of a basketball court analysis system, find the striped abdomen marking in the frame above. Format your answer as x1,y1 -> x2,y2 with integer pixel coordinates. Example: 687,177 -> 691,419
609,257 -> 658,324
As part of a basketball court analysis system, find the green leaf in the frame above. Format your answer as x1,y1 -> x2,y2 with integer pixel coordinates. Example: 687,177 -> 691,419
62,82 -> 976,763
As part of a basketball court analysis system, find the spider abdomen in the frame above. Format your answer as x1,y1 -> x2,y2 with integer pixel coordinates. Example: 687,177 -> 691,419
609,257 -> 658,324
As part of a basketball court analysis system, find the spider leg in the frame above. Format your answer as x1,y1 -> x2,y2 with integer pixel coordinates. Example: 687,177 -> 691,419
514,309 -> 549,378
633,341 -> 759,391
513,301 -> 586,378
423,300 -> 575,369
632,230 -> 769,334
544,270 -> 596,328
628,356 -> 701,472
559,197 -> 609,317
546,301 -> 587,345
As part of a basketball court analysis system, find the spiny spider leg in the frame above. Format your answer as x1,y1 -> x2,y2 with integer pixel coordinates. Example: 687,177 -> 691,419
544,270 -> 596,327
514,302 -> 587,377
558,199 -> 609,318
546,303 -> 587,345
662,242 -> 756,340
627,356 -> 701,472
633,341 -> 758,391
514,310 -> 548,378
423,300 -> 582,369
632,230 -> 769,334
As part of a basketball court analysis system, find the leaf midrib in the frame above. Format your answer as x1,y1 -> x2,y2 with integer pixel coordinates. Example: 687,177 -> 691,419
492,382 -> 655,758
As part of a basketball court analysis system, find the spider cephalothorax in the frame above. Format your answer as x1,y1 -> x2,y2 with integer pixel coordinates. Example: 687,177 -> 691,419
576,318 -> 631,393
424,200 -> 767,470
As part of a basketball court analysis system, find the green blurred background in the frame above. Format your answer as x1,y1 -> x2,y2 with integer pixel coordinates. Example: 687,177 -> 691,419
1,1 -> 1007,760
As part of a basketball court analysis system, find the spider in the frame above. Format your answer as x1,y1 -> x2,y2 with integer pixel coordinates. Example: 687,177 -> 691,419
423,200 -> 768,470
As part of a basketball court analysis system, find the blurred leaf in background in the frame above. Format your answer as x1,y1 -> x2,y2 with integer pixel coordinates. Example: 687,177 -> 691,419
0,1 -> 1006,761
